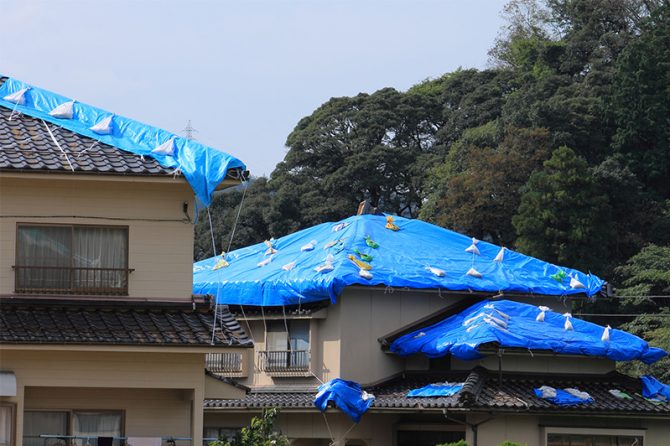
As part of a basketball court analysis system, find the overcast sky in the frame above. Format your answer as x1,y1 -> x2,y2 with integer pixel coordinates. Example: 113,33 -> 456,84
1,0 -> 507,176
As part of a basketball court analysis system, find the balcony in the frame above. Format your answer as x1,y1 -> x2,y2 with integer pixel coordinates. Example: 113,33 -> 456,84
258,350 -> 310,376
13,265 -> 133,295
205,352 -> 247,377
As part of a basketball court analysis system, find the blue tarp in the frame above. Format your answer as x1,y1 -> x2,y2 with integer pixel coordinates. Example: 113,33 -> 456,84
314,378 -> 375,423
640,375 -> 670,402
193,214 -> 605,306
390,299 -> 667,364
534,387 -> 594,406
0,76 -> 245,206
407,383 -> 464,397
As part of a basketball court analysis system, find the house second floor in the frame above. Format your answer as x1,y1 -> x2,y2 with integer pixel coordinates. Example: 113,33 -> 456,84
0,76 -> 245,302
206,287 -> 616,388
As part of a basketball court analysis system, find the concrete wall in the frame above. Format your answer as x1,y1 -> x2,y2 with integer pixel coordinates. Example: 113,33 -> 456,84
0,174 -> 194,300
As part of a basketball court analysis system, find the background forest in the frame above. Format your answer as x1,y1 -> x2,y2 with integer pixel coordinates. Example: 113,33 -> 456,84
195,0 -> 670,379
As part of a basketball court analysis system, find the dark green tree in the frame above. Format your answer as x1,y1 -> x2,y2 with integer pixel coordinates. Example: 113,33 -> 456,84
194,178 -> 273,261
610,2 -> 670,197
614,245 -> 670,381
421,127 -> 551,246
512,146 -> 611,272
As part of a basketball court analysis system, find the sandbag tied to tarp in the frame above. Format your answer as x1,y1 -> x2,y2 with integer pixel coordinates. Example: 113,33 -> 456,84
534,386 -> 593,406
314,378 -> 375,423
407,382 -> 464,397
193,214 -> 605,306
640,375 -> 670,402
390,299 -> 668,364
0,77 -> 245,206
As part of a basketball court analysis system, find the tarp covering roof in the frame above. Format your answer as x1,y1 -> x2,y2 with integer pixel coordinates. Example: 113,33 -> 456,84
314,378 -> 375,423
0,76 -> 245,205
193,214 -> 605,306
390,299 -> 667,364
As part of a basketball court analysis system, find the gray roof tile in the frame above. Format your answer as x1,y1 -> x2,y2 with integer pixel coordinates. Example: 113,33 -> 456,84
0,298 -> 253,348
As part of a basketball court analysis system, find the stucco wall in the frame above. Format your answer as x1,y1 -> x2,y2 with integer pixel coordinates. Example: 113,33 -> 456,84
0,174 -> 194,300
0,348 -> 211,446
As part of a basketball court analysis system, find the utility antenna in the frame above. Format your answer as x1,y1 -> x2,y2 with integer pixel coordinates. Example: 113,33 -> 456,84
183,120 -> 198,140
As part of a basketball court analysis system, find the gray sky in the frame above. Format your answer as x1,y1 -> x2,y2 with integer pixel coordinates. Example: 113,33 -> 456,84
1,0 -> 507,176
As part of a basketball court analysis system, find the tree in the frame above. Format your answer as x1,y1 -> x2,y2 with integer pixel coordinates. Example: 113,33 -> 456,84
421,127 -> 550,246
208,408 -> 289,446
270,86 -> 442,231
194,178 -> 273,261
512,146 -> 611,272
610,2 -> 670,197
614,245 -> 670,382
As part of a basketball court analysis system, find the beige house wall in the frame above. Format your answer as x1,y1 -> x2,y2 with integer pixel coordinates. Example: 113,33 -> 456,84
0,174 -> 195,301
0,348 -> 242,446
467,413 -> 670,446
205,411 -> 407,446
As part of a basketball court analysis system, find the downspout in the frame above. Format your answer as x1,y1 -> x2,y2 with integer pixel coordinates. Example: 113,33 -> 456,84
442,410 -> 495,446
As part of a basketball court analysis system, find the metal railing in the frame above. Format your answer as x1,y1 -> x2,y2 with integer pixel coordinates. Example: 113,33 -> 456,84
13,265 -> 133,295
206,352 -> 244,374
258,350 -> 310,373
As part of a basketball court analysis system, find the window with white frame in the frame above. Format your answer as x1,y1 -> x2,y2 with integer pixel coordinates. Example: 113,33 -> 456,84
543,427 -> 645,446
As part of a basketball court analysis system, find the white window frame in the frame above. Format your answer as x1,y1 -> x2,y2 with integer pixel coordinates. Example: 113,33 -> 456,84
542,426 -> 646,446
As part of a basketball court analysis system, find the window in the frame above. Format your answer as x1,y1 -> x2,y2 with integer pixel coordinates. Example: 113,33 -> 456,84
259,320 -> 310,372
24,411 -> 122,446
544,427 -> 645,446
204,427 -> 239,444
0,404 -> 15,446
15,224 -> 130,295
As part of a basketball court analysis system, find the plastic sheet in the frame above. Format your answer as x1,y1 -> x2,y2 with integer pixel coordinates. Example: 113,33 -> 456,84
406,383 -> 463,397
390,299 -> 667,364
0,77 -> 245,206
313,378 -> 375,423
534,387 -> 593,406
640,375 -> 670,402
193,214 -> 605,306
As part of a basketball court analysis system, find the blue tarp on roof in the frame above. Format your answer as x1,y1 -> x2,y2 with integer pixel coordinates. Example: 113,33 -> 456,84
0,76 -> 245,206
407,383 -> 464,397
640,375 -> 670,402
314,378 -> 375,423
390,299 -> 667,364
193,214 -> 605,306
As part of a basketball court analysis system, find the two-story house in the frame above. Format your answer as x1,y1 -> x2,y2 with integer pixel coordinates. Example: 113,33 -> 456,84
0,77 -> 252,446
195,212 -> 670,446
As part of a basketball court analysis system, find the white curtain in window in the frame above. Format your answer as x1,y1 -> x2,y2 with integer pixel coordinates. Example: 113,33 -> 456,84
23,412 -> 67,446
73,227 -> 127,289
72,412 -> 121,439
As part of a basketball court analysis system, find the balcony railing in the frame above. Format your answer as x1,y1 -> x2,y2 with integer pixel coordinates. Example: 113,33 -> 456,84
206,352 -> 245,376
13,265 -> 133,295
258,350 -> 310,373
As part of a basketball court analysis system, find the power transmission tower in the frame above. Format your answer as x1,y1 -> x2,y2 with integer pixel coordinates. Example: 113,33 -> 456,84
183,120 -> 198,140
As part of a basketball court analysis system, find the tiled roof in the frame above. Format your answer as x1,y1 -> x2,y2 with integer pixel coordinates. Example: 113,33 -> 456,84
0,298 -> 252,347
205,368 -> 670,416
0,77 -> 244,179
